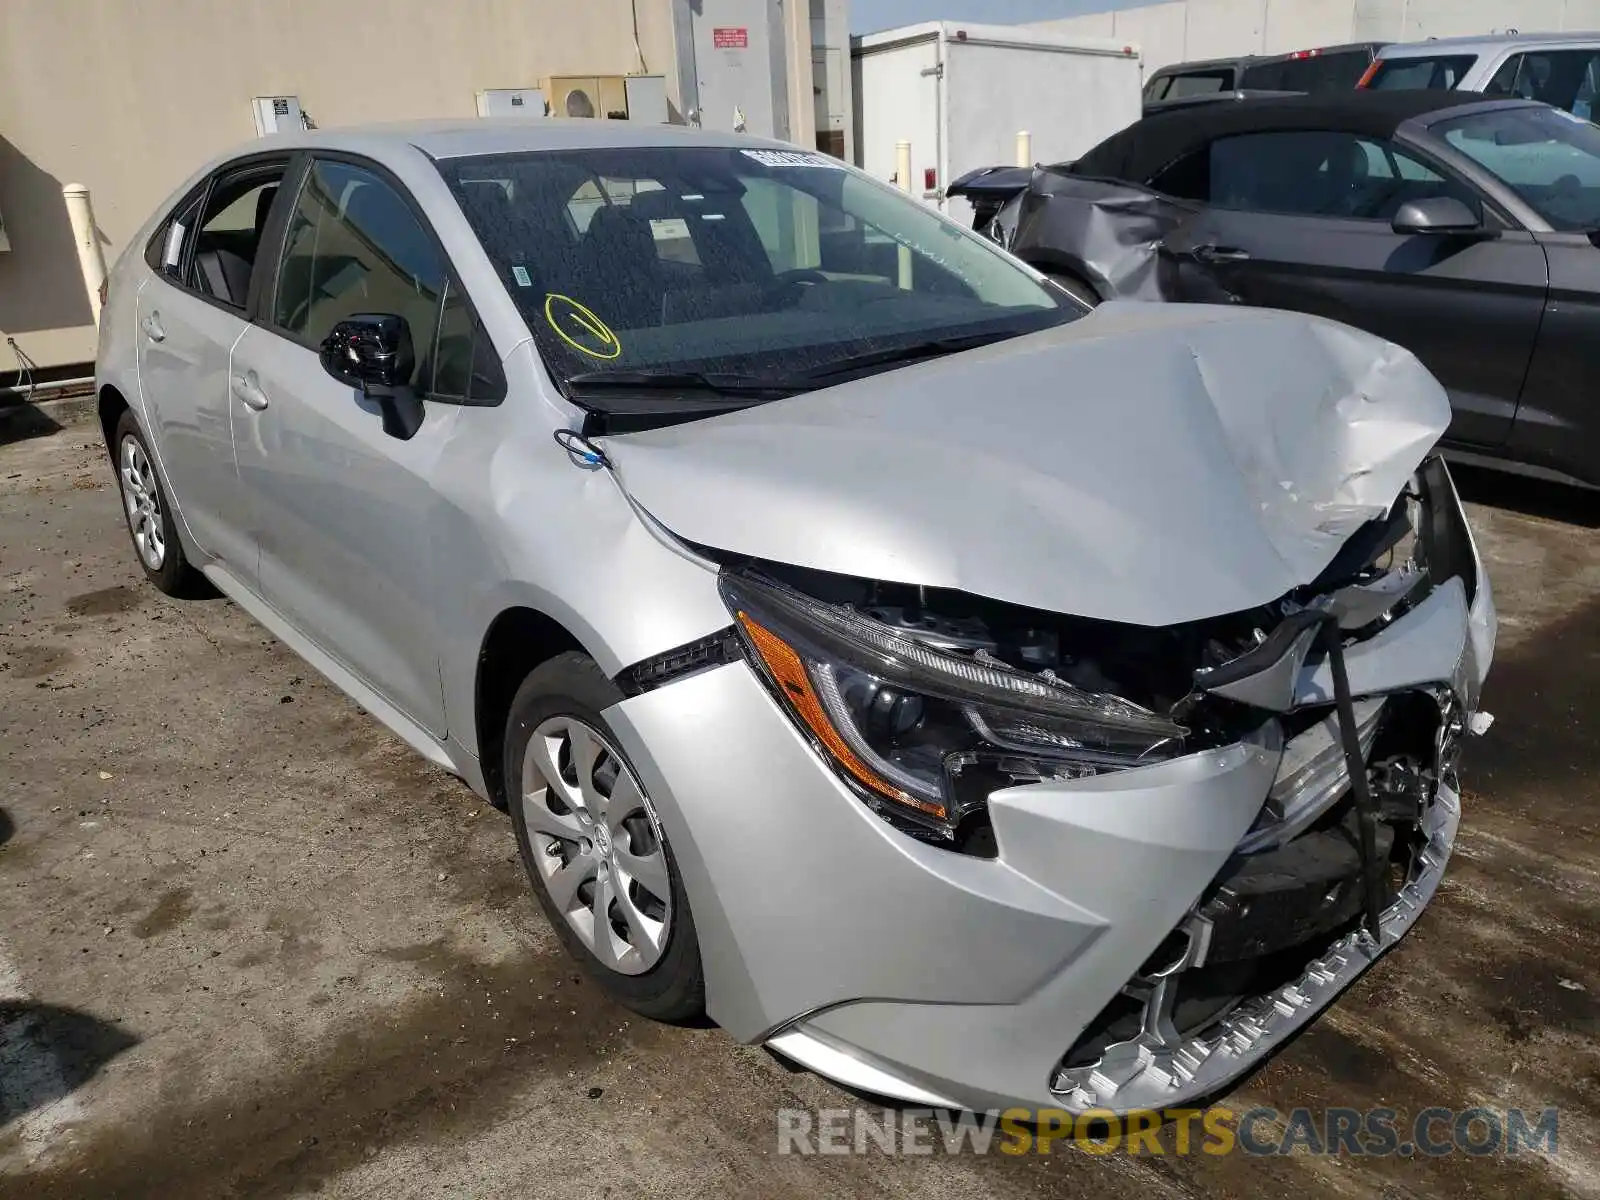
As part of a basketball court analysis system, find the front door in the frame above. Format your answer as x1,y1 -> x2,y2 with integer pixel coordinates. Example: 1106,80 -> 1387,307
1158,129 -> 1549,448
229,156 -> 464,737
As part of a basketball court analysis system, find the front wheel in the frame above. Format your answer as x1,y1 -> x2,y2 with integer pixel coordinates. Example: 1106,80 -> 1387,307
505,652 -> 705,1021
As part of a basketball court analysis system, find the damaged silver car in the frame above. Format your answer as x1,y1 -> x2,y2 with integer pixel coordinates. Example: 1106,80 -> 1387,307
96,120 -> 1494,1116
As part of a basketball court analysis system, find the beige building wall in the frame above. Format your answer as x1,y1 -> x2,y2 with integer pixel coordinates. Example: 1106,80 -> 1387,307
0,0 -> 682,373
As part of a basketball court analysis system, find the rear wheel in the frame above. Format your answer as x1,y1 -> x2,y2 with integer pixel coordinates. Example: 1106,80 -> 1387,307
113,410 -> 202,596
505,652 -> 704,1020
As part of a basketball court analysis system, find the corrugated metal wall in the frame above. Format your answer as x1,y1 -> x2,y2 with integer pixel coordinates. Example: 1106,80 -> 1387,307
1030,0 -> 1600,73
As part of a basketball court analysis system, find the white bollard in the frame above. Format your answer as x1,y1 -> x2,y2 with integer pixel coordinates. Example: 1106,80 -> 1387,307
62,184 -> 107,326
1016,130 -> 1033,168
894,140 -> 914,290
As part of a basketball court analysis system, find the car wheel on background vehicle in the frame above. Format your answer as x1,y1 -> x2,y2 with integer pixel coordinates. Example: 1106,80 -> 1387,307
1046,271 -> 1100,309
113,409 -> 203,596
505,652 -> 704,1021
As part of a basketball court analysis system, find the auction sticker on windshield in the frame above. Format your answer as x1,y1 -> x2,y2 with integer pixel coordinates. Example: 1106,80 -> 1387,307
545,293 -> 621,359
741,149 -> 840,169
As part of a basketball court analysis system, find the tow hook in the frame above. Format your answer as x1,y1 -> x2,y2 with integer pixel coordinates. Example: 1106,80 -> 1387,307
553,428 -> 610,471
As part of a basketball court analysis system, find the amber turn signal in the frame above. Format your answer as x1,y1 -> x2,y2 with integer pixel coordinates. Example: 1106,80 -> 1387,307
736,610 -> 947,820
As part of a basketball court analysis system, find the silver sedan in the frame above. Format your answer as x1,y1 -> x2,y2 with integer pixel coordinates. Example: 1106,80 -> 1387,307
96,118 -> 1494,1114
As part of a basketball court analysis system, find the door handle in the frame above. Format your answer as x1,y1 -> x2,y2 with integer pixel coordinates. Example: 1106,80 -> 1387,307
140,312 -> 166,343
231,372 -> 269,412
1192,244 -> 1251,264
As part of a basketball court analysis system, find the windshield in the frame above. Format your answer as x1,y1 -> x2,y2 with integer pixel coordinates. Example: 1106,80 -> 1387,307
1433,105 -> 1600,230
437,146 -> 1075,407
1368,55 -> 1478,90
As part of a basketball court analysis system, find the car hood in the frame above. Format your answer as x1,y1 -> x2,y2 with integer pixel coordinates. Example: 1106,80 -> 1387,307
598,302 -> 1450,627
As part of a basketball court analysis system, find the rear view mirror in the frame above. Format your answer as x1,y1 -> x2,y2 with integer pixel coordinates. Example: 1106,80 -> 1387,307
1391,197 -> 1484,235
319,313 -> 425,440
319,313 -> 415,392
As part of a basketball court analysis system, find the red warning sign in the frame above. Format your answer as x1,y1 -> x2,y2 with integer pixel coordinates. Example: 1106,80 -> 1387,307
713,27 -> 749,49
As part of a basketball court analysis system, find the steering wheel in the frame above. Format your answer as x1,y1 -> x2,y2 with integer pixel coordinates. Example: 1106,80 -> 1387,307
763,268 -> 830,309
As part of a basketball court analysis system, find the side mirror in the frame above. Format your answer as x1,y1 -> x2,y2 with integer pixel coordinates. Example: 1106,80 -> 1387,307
1391,197 -> 1485,236
318,313 -> 425,440
319,313 -> 415,393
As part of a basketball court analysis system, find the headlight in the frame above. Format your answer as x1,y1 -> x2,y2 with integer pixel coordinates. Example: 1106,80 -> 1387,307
720,571 -> 1186,840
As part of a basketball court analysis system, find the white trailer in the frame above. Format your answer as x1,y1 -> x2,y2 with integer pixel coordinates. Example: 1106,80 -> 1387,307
852,21 -> 1143,225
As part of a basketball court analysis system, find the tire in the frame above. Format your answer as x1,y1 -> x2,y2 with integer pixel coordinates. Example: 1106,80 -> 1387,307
505,652 -> 705,1021
1045,271 -> 1101,309
112,410 -> 204,597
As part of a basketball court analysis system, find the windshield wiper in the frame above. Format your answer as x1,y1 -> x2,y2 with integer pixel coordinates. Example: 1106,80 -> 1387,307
566,330 -> 1018,405
564,368 -> 802,399
796,331 -> 1015,384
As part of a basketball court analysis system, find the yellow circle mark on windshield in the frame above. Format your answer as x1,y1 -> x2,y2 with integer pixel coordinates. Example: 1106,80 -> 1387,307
545,293 -> 621,359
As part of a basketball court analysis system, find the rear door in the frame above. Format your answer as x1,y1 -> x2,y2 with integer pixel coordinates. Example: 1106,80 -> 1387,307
135,156 -> 293,570
1157,128 -> 1547,448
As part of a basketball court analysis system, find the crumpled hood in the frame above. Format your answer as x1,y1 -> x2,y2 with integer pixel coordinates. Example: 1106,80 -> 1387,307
600,302 -> 1450,626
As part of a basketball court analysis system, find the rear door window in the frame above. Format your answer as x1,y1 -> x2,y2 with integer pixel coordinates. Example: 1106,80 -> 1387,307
1481,49 -> 1600,117
186,174 -> 284,308
144,159 -> 290,310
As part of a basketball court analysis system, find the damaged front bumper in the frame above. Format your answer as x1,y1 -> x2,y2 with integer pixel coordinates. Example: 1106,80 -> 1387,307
1050,764 -> 1460,1112
606,461 -> 1493,1116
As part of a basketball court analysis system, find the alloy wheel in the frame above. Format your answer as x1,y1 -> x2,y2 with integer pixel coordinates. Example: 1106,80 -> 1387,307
119,435 -> 166,571
521,717 -> 673,975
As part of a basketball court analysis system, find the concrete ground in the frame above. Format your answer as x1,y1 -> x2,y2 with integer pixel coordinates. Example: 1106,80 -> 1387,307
0,406 -> 1597,1199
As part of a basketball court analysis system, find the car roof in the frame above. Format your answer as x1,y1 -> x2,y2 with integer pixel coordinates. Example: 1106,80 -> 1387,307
1378,31 -> 1600,58
1073,91 -> 1536,183
1152,42 -> 1386,78
245,117 -> 791,162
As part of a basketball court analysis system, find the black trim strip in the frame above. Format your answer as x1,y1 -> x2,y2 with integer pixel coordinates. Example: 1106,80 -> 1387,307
614,628 -> 740,697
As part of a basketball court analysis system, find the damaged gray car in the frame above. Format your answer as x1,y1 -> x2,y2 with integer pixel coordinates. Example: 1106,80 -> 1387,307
952,90 -> 1600,488
97,120 -> 1493,1116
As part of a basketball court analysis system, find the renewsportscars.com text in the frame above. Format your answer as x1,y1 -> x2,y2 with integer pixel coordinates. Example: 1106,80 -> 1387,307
776,1105 -> 1560,1158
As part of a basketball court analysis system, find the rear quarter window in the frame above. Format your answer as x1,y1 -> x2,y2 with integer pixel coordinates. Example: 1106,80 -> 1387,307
1368,55 -> 1478,90
1164,69 -> 1236,98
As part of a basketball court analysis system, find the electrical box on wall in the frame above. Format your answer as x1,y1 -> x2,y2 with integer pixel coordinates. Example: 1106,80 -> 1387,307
543,75 -> 668,121
476,88 -> 546,117
252,95 -> 305,136
623,76 -> 669,123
